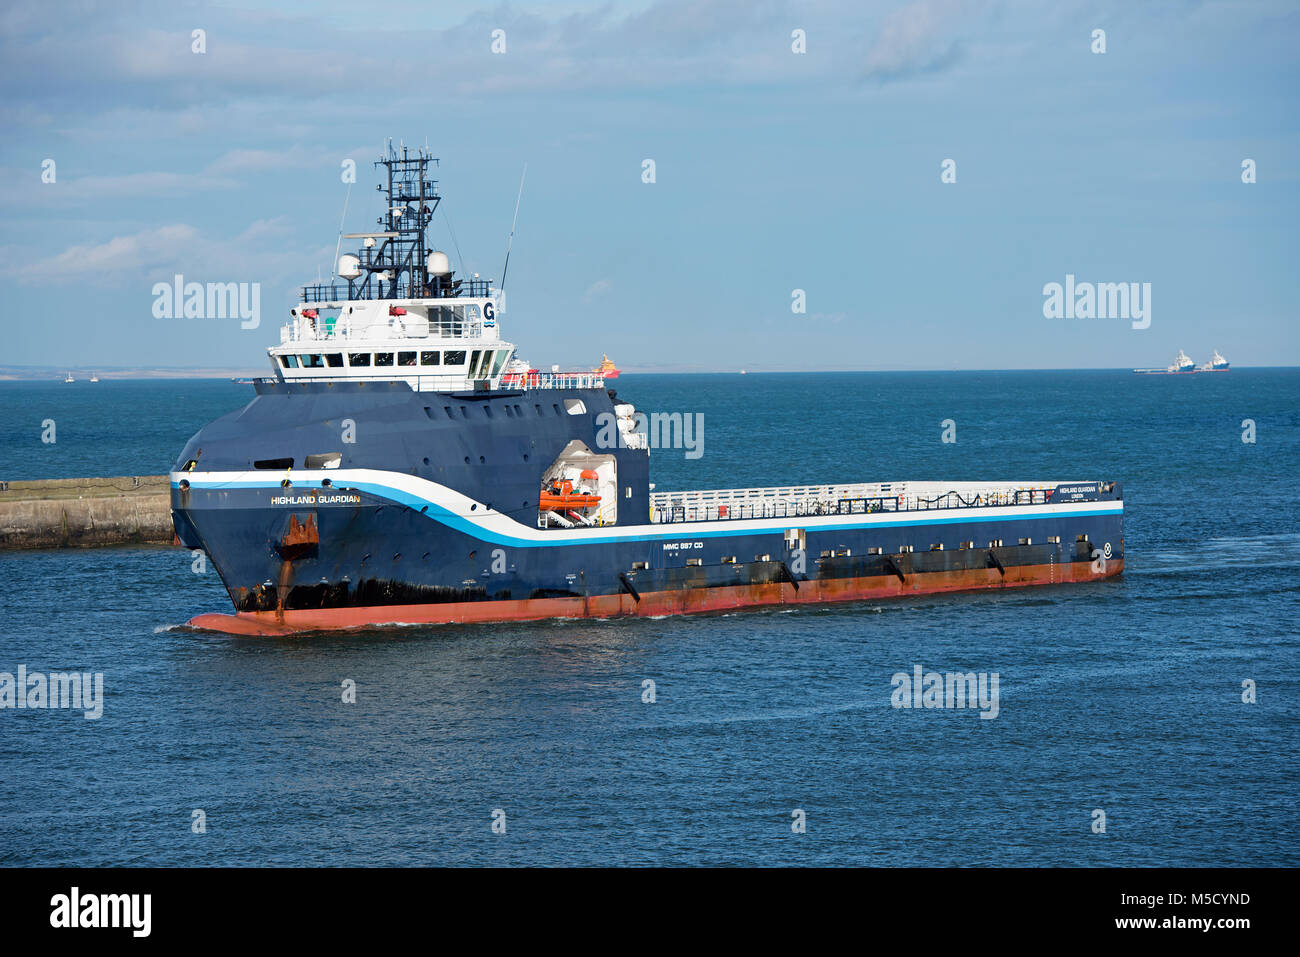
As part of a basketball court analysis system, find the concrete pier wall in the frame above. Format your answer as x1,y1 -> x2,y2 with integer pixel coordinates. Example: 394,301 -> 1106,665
0,476 -> 174,549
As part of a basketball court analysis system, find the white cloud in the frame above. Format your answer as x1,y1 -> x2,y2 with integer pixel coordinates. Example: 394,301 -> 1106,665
21,218 -> 309,287
23,224 -> 197,282
583,278 -> 613,302
863,0 -> 976,79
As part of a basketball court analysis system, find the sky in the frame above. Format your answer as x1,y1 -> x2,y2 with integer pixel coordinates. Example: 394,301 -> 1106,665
1,0 -> 1297,373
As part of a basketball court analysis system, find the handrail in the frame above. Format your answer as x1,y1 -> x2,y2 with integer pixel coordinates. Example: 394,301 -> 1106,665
278,317 -> 487,344
648,481 -> 1091,524
251,371 -> 606,392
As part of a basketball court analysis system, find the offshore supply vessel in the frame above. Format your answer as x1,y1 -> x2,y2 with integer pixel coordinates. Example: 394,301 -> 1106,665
171,146 -> 1124,635
1134,349 -> 1229,374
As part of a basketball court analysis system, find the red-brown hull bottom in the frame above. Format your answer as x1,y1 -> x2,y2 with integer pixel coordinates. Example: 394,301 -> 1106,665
185,559 -> 1123,637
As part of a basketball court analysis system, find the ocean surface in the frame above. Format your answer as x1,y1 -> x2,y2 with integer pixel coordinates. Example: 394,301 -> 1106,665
1,370 -> 1296,866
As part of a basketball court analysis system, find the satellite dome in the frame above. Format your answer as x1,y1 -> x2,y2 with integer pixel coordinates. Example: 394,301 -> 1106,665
337,254 -> 362,279
426,251 -> 452,276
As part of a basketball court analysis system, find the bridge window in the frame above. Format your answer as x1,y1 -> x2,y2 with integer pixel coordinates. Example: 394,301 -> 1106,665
279,354 -> 298,368
325,353 -> 343,368
374,352 -> 394,367
349,353 -> 371,367
398,351 -> 417,367
444,350 -> 466,366
420,351 -> 440,365
299,354 -> 325,368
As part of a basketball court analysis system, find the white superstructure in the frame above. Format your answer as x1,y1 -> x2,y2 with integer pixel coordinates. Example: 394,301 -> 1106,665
270,290 -> 519,392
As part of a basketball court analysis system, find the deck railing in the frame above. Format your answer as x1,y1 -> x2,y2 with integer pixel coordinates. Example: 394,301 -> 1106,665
649,481 -> 1076,524
244,371 -> 606,392
502,372 -> 606,390
279,318 -> 485,344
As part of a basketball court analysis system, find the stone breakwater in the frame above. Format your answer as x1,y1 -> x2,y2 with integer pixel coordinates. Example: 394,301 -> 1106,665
0,476 -> 174,549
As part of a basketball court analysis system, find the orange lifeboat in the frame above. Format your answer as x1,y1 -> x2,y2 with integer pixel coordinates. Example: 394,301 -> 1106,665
539,478 -> 601,512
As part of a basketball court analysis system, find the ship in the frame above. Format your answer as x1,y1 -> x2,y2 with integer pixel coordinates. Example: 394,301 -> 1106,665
170,144 -> 1124,636
64,372 -> 74,383
1199,350 -> 1230,372
594,354 -> 620,378
1134,349 -> 1230,374
1134,349 -> 1197,374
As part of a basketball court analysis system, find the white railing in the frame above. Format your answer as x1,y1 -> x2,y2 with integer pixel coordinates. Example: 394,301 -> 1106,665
265,370 -> 608,392
279,317 -> 486,344
649,480 -> 1084,524
503,372 -> 607,390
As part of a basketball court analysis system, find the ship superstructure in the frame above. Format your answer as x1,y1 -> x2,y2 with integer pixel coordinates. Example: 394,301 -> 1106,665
170,145 -> 1124,635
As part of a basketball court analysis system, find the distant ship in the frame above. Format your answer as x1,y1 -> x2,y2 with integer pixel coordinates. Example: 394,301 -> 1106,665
594,354 -> 620,379
1134,349 -> 1198,374
90,372 -> 100,382
64,372 -> 74,383
1198,350 -> 1230,372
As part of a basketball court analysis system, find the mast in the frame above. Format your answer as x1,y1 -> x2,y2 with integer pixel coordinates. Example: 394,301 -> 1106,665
300,143 -> 492,304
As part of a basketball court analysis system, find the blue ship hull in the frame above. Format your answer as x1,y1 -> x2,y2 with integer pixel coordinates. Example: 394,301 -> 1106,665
171,381 -> 1124,634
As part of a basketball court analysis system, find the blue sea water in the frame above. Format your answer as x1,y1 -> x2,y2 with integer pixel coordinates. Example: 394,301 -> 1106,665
0,370 -> 1297,866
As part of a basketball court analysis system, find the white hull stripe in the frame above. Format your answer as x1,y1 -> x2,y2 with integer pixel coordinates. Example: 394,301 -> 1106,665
172,469 -> 1123,549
